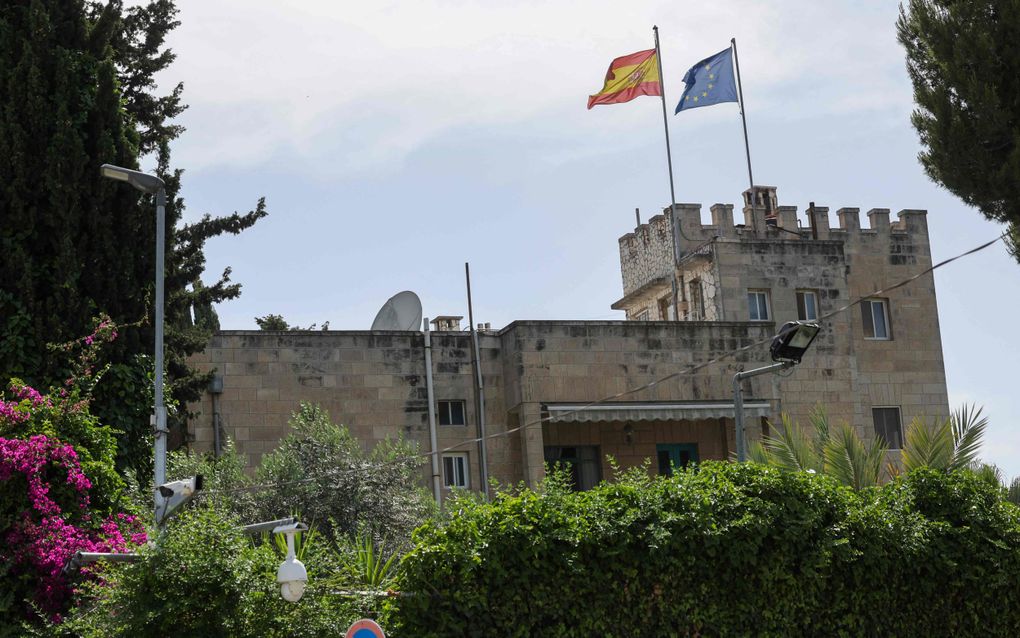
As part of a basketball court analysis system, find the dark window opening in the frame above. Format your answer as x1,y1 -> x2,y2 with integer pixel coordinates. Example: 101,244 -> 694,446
438,400 -> 466,426
873,407 -> 902,449
544,445 -> 601,491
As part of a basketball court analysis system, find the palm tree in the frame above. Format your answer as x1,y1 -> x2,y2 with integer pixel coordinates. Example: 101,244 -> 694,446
900,404 -> 987,472
750,406 -> 887,490
1008,477 -> 1020,506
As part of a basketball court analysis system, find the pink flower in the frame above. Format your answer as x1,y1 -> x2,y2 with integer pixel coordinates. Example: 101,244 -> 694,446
0,434 -> 146,617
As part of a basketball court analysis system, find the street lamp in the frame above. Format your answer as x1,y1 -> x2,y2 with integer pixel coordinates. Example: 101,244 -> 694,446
100,164 -> 168,516
733,321 -> 820,461
274,522 -> 309,602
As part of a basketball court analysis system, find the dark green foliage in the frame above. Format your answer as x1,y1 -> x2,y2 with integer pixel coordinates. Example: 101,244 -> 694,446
0,0 -> 265,480
254,403 -> 435,548
255,315 -> 292,331
59,505 -> 363,638
897,0 -> 1020,259
391,463 -> 1020,637
255,315 -> 330,331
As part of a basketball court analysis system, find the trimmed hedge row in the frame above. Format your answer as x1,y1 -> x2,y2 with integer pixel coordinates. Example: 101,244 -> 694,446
389,463 -> 1020,637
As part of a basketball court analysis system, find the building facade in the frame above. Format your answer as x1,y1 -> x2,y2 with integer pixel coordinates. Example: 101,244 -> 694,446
187,187 -> 950,497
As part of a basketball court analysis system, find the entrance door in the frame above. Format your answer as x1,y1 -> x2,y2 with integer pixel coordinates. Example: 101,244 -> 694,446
656,444 -> 699,477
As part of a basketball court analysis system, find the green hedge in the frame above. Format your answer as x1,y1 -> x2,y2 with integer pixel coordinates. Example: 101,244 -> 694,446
389,463 -> 1020,637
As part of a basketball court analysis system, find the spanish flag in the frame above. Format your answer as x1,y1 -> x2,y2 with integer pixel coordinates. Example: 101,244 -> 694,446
587,49 -> 661,109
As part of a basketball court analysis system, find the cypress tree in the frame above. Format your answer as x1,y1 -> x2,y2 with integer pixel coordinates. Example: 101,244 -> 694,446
0,0 -> 265,479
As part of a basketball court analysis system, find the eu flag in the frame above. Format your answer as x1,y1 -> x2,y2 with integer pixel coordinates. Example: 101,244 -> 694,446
675,47 -> 738,113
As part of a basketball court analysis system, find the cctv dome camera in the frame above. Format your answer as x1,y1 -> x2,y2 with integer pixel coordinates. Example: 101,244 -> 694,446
281,580 -> 305,603
273,521 -> 309,602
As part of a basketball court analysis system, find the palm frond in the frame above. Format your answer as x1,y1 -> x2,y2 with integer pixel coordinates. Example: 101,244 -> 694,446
823,424 -> 886,490
901,416 -> 953,471
949,403 -> 988,471
808,404 -> 831,460
747,441 -> 773,465
761,414 -> 821,473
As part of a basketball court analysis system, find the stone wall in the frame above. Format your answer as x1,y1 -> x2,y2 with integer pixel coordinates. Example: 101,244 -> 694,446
614,188 -> 951,446
618,212 -> 675,296
189,320 -> 786,492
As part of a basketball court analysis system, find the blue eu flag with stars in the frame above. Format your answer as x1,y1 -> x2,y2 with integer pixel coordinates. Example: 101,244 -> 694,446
675,47 -> 738,113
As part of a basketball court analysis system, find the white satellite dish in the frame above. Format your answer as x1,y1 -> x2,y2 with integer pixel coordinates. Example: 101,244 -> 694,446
371,291 -> 423,331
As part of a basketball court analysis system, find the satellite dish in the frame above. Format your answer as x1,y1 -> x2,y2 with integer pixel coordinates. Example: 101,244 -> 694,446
371,291 -> 423,331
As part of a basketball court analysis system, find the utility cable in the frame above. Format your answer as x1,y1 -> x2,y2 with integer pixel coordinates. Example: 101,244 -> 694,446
196,233 -> 1005,499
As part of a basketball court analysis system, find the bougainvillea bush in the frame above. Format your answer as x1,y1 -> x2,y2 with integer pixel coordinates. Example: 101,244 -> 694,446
0,318 -> 146,633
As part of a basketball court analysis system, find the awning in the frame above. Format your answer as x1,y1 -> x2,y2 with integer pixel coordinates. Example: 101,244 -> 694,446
543,401 -> 771,423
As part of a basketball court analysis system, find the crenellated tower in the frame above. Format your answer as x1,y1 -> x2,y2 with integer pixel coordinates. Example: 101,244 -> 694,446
612,186 -> 948,450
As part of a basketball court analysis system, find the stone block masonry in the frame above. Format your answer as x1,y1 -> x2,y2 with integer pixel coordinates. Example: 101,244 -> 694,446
186,185 -> 951,497
614,186 -> 950,448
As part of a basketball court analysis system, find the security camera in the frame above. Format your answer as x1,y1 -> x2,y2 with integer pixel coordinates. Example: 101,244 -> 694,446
154,475 -> 203,526
273,522 -> 308,602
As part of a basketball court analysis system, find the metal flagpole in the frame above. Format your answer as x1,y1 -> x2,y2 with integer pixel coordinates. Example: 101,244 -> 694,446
730,37 -> 755,194
653,25 -> 684,321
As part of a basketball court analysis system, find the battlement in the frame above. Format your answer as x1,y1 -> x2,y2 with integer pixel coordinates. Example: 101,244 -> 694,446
617,187 -> 933,306
619,187 -> 930,251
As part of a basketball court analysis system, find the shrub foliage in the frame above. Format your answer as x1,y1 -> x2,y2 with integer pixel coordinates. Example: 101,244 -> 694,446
391,463 -> 1020,637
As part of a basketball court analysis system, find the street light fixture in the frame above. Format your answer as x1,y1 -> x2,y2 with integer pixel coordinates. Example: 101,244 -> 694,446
733,321 -> 821,461
100,163 -> 168,516
274,522 -> 309,602
769,320 -> 821,363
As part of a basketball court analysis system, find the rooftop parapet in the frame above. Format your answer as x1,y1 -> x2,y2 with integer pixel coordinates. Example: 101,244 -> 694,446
619,189 -> 931,250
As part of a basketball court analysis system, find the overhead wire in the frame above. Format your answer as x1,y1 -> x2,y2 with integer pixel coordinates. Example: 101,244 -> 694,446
196,233 -> 1005,499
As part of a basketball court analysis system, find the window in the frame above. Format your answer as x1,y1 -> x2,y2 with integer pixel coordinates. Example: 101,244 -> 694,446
689,280 -> 704,320
656,444 -> 699,477
438,400 -> 466,426
796,290 -> 818,321
861,299 -> 891,340
747,290 -> 771,321
634,310 -> 650,321
873,407 -> 903,449
442,453 -> 469,488
544,446 -> 601,491
657,295 -> 672,321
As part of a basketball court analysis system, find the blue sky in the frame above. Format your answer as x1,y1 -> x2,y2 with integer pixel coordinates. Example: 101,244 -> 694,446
158,0 -> 1020,477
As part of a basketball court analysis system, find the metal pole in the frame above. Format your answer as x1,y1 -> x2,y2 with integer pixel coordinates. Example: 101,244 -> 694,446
423,318 -> 442,504
465,264 -> 489,498
653,25 -> 685,321
732,361 -> 791,461
730,38 -> 755,194
212,394 -> 221,457
154,187 -> 167,510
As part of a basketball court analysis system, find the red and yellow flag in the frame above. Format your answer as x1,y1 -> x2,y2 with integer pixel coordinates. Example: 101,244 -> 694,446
587,49 -> 661,109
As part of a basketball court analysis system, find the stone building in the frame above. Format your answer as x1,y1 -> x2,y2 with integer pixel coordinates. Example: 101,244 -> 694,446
187,187 -> 950,498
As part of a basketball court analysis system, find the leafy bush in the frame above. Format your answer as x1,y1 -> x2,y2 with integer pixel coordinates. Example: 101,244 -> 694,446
60,505 -> 370,638
0,317 -> 148,631
390,463 -> 1020,637
253,403 -> 435,548
0,382 -> 144,631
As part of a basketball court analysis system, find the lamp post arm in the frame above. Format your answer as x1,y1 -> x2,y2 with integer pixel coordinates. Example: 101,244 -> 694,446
733,361 -> 793,461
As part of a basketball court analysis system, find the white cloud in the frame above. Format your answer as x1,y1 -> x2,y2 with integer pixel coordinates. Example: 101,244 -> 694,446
164,0 -> 908,174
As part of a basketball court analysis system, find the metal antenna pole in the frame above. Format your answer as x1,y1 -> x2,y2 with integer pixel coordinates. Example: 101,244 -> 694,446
465,263 -> 489,498
653,26 -> 685,321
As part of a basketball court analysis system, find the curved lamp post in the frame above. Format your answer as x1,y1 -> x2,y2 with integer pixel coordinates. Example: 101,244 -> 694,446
733,321 -> 821,461
99,164 -> 167,513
